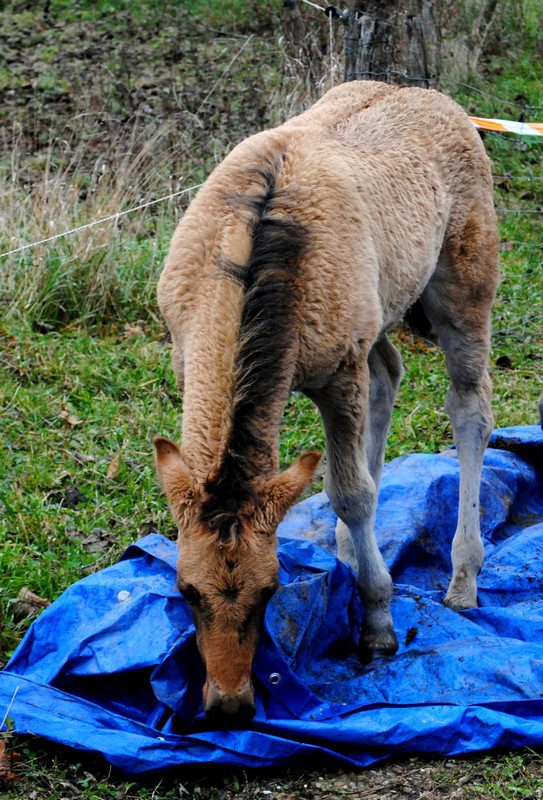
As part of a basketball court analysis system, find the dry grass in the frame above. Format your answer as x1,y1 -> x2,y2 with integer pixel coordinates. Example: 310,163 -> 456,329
1,116 -> 202,324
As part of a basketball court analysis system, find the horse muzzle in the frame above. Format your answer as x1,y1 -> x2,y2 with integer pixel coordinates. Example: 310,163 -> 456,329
204,679 -> 255,727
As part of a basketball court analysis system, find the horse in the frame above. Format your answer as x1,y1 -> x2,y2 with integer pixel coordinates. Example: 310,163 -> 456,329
154,80 -> 499,726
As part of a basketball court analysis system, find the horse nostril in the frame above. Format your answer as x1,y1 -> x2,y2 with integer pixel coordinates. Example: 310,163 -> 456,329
205,697 -> 255,728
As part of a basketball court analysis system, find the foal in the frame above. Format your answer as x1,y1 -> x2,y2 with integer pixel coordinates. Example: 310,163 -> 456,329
154,80 -> 499,725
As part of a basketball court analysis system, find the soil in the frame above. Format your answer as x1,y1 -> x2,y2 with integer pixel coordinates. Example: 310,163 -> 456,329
0,4 -> 282,191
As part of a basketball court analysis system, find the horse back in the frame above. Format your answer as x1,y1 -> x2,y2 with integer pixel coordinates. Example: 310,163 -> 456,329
158,81 -> 496,391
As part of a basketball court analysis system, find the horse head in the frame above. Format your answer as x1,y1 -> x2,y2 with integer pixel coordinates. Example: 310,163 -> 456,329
154,436 -> 320,726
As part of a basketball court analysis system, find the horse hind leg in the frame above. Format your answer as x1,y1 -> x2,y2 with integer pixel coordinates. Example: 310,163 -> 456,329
366,336 -> 404,484
422,216 -> 499,609
443,368 -> 492,608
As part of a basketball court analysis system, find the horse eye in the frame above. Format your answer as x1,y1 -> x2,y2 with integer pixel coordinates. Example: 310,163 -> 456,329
179,583 -> 201,607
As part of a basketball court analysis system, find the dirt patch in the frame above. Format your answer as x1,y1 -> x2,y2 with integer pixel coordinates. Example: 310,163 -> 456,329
0,5 -> 281,189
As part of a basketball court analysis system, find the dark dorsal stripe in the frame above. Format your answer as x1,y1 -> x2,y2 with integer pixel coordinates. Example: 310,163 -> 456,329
200,159 -> 307,542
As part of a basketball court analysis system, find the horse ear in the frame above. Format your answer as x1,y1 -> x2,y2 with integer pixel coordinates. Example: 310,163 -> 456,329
264,451 -> 321,523
153,436 -> 197,513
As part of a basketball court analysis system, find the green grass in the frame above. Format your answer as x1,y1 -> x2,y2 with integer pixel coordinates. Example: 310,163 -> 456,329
0,322 -> 180,652
468,752 -> 543,799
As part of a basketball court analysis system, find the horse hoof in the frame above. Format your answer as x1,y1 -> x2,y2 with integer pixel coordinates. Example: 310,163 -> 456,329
443,595 -> 477,611
357,629 -> 399,663
444,583 -> 478,610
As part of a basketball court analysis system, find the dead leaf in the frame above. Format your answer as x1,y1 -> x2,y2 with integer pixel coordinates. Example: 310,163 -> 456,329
81,528 -> 113,553
397,330 -> 437,353
123,322 -> 144,338
0,739 -> 19,782
106,454 -> 120,479
73,451 -> 96,465
59,403 -> 83,427
66,528 -> 85,540
13,588 -> 51,622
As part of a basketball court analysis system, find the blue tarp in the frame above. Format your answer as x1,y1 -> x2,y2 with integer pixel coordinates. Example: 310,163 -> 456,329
1,425 -> 543,775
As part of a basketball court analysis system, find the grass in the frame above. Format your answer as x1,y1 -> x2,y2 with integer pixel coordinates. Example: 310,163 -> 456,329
0,322 -> 177,651
1,0 -> 543,796
2,0 -> 274,26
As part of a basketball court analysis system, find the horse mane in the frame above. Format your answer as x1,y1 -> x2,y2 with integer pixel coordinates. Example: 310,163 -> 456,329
200,158 -> 307,543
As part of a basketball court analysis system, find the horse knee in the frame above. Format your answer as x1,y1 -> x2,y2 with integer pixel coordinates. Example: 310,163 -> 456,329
326,472 -> 376,528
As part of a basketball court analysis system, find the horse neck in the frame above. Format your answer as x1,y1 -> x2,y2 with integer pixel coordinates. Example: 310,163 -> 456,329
179,279 -> 294,484
176,145 -> 303,486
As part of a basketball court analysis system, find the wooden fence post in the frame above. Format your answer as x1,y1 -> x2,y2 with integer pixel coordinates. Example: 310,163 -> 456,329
343,0 -> 440,88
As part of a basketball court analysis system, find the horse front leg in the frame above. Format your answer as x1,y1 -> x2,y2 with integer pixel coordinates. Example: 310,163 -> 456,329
308,356 -> 398,660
